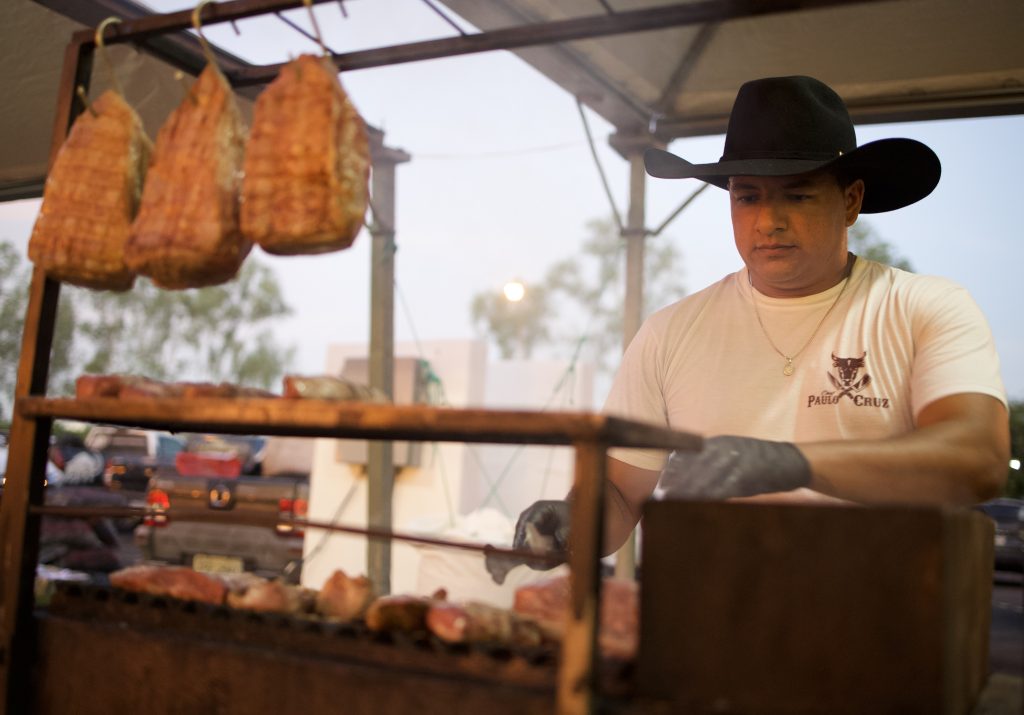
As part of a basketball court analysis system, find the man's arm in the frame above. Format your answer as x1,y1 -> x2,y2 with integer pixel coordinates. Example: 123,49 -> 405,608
607,393 -> 1009,545
604,457 -> 661,554
801,392 -> 1009,505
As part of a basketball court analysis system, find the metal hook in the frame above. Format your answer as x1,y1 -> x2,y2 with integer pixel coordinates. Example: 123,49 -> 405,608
94,16 -> 125,96
302,0 -> 329,57
76,86 -> 99,118
191,0 -> 220,69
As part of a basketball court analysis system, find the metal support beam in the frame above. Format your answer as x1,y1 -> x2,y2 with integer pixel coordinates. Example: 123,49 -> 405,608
58,0 -> 891,89
618,144 -> 645,582
606,130 -> 666,580
366,131 -> 410,596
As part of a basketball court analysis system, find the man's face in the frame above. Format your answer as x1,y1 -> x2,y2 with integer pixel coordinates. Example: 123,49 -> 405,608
729,171 -> 864,298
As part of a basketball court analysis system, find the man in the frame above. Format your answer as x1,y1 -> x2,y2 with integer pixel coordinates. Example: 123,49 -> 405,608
495,75 -> 1010,574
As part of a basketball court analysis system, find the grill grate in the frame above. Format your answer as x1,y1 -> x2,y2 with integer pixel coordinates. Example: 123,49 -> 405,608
46,580 -> 634,697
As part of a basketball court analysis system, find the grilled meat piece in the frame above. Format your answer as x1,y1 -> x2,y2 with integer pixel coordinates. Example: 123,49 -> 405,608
282,375 -> 387,402
226,578 -> 315,614
427,601 -> 546,648
241,54 -> 370,255
513,575 -> 639,660
28,90 -> 150,291
315,569 -> 373,621
109,564 -> 226,605
75,374 -> 178,399
125,64 -> 250,289
75,374 -> 276,400
365,590 -> 446,633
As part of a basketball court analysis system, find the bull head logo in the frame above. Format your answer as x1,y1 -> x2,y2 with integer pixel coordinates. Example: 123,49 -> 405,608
829,352 -> 871,398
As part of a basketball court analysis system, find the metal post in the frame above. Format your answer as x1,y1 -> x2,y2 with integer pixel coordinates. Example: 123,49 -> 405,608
607,131 -> 658,580
366,131 -> 410,595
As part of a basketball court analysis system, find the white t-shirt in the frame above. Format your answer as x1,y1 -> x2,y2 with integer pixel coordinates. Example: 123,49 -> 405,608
604,257 -> 1007,482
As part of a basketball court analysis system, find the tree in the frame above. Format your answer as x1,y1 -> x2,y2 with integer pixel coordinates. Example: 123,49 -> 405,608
0,241 -> 31,420
544,218 -> 685,374
470,283 -> 551,359
849,222 -> 913,271
470,217 -> 686,374
0,239 -> 295,421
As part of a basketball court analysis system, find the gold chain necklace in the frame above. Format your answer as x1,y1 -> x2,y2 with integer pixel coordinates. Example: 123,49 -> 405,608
749,256 -> 855,377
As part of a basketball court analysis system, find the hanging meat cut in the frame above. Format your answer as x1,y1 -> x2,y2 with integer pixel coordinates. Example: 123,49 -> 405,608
28,90 -> 151,291
241,54 -> 370,255
125,64 -> 250,289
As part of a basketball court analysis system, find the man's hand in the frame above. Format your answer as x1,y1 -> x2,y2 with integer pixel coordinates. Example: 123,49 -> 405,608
660,435 -> 811,500
483,500 -> 570,584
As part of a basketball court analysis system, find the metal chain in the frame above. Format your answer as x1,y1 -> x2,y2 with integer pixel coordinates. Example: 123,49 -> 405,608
749,256 -> 855,376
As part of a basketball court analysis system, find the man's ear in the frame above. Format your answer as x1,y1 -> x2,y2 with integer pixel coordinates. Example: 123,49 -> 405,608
845,179 -> 865,226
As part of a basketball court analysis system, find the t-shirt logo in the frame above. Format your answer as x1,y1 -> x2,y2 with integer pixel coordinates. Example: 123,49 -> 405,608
807,352 -> 891,409
828,351 -> 871,399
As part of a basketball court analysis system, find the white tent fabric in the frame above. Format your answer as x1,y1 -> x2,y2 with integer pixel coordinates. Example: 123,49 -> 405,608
439,0 -> 1024,142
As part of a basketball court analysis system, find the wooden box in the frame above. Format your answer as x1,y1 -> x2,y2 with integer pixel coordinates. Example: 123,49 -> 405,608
637,502 -> 994,714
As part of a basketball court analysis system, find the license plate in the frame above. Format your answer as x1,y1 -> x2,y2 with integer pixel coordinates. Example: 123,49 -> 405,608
192,553 -> 245,574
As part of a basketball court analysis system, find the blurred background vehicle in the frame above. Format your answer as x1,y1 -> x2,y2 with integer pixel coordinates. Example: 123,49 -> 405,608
85,426 -> 185,494
135,471 -> 308,583
975,498 -> 1024,572
183,434 -> 266,476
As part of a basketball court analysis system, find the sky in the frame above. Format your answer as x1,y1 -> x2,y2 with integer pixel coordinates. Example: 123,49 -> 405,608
2,0 -> 1022,402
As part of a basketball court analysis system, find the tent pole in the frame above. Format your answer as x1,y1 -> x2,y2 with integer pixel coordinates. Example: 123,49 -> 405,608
366,131 -> 410,595
610,133 -> 656,580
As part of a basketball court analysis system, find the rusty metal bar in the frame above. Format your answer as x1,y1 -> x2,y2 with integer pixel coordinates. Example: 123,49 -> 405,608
0,32 -> 92,715
559,441 -> 608,715
18,396 -> 704,451
29,505 -> 566,569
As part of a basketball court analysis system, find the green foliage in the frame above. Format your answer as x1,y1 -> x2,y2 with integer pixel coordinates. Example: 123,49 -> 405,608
542,218 -> 685,374
849,222 -> 914,272
471,284 -> 551,359
0,242 -> 30,420
1005,400 -> 1024,498
0,240 -> 295,420
470,217 -> 685,372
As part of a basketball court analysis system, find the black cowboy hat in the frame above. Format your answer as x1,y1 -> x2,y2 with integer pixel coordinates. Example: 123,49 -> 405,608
644,76 -> 940,213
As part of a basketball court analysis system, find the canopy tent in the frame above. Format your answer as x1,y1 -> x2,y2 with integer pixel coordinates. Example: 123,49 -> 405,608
8,0 -> 1022,334
4,0 -> 1023,200
437,0 -> 1024,144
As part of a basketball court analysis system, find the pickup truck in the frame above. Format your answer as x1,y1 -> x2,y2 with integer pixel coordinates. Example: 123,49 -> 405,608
134,472 -> 308,583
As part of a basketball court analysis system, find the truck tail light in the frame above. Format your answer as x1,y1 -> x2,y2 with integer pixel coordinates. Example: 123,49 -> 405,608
277,497 -> 307,537
145,488 -> 170,527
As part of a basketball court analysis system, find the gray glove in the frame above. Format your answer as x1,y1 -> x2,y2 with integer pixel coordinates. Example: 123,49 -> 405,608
484,500 -> 570,584
660,435 -> 811,500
